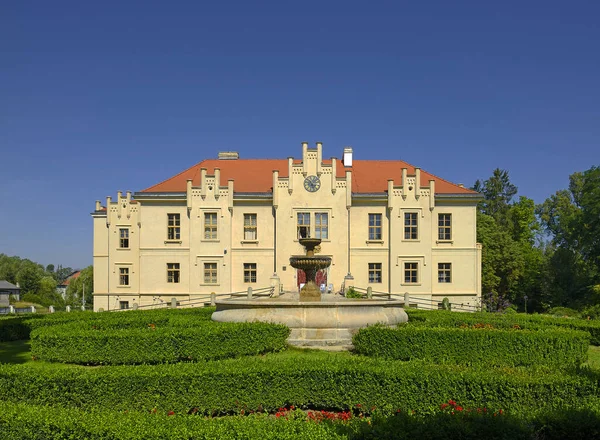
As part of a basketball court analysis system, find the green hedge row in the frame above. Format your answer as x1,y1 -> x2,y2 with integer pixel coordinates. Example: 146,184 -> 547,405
1,401 -> 600,440
404,309 -> 600,345
353,326 -> 589,368
0,307 -> 217,342
0,356 -> 598,415
30,320 -> 289,364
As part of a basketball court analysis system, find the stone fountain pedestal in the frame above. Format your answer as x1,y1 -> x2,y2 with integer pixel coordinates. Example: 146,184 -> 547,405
211,238 -> 408,349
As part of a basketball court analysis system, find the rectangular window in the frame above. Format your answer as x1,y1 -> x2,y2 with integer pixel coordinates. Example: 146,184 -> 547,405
119,267 -> 129,286
404,213 -> 418,240
204,263 -> 217,284
297,212 -> 310,239
368,263 -> 382,283
243,214 -> 257,240
243,263 -> 257,283
438,263 -> 452,283
368,213 -> 382,240
204,213 -> 218,240
167,214 -> 181,240
119,228 -> 129,248
119,301 -> 129,310
438,214 -> 452,241
167,263 -> 180,283
404,262 -> 418,284
314,213 -> 329,239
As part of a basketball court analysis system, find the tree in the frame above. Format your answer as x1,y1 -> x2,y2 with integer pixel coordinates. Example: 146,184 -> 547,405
66,266 -> 93,308
16,262 -> 44,295
45,264 -> 55,274
473,168 -> 518,226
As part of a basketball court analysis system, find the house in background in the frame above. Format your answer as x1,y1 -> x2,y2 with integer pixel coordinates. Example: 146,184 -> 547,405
0,280 -> 21,306
56,271 -> 81,299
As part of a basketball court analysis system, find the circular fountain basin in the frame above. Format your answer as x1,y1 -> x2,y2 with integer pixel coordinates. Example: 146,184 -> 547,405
212,294 -> 408,349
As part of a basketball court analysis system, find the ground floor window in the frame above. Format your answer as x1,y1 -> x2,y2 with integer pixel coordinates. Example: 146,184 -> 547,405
404,262 -> 418,284
244,263 -> 257,283
368,263 -> 382,283
119,300 -> 129,309
204,263 -> 217,284
167,263 -> 180,283
438,263 -> 451,283
119,268 -> 129,286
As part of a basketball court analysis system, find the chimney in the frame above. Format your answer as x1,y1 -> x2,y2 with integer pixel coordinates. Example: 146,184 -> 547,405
343,147 -> 353,167
218,152 -> 239,160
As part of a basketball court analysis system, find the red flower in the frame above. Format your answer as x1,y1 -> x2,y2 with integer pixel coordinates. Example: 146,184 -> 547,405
456,406 -> 463,412
440,403 -> 449,410
448,400 -> 456,406
167,411 -> 175,416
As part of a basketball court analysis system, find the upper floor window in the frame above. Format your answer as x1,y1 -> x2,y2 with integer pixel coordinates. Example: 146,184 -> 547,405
315,213 -> 329,239
119,228 -> 129,248
204,213 -> 218,240
297,212 -> 310,239
368,214 -> 382,240
438,263 -> 452,283
438,214 -> 452,241
204,263 -> 217,284
404,262 -> 418,284
167,214 -> 180,240
244,263 -> 257,283
244,214 -> 257,240
404,213 -> 418,240
368,263 -> 382,283
167,263 -> 180,283
119,267 -> 130,286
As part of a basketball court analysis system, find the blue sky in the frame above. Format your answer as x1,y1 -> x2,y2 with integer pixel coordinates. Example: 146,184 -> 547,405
1,0 -> 599,269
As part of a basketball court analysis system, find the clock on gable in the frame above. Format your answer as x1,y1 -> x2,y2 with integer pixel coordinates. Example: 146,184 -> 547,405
303,175 -> 321,192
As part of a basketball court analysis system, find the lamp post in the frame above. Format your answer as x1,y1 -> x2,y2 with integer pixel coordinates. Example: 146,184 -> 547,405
524,295 -> 528,314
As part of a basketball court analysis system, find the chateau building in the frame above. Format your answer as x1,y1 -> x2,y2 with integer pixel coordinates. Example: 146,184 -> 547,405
92,142 -> 482,311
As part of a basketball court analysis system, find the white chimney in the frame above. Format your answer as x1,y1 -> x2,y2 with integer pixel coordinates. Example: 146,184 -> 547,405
343,147 -> 353,167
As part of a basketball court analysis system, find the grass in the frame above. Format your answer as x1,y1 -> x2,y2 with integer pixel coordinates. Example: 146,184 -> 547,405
0,340 -> 32,364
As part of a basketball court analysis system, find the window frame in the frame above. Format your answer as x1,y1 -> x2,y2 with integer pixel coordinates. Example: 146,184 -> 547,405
438,262 -> 452,283
297,212 -> 311,239
204,212 -> 218,240
167,213 -> 181,241
368,262 -> 382,283
438,213 -> 452,241
404,212 -> 419,240
314,212 -> 329,240
203,262 -> 218,284
243,263 -> 257,283
119,228 -> 130,249
404,262 -> 419,284
119,267 -> 130,286
119,301 -> 129,310
167,263 -> 180,283
368,213 -> 382,241
243,213 -> 258,241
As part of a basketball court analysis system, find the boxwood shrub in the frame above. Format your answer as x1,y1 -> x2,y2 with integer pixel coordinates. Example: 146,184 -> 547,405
30,320 -> 289,364
2,400 -> 600,440
352,325 -> 589,368
0,357 -> 597,415
404,309 -> 600,345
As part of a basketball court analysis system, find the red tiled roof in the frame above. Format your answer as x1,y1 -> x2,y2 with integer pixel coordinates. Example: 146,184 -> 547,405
141,159 -> 476,194
63,271 -> 81,286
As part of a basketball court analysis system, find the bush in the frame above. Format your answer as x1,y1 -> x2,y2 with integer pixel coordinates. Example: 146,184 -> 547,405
31,320 -> 289,365
0,315 -> 46,342
352,325 -> 589,368
345,287 -> 362,299
0,356 -> 597,415
404,309 -> 600,345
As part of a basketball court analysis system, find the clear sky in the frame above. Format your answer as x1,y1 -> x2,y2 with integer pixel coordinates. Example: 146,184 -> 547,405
1,0 -> 599,269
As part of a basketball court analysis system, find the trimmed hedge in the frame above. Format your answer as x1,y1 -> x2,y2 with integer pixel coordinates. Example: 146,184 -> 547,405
352,326 -> 589,368
0,307 -> 217,342
404,309 -> 600,345
31,321 -> 289,364
2,401 -> 600,440
0,356 -> 598,415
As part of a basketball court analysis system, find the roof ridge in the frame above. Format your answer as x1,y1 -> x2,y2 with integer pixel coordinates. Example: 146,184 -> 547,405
141,160 -> 205,192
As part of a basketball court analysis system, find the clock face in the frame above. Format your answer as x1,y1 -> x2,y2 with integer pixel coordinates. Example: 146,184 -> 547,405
303,175 -> 321,192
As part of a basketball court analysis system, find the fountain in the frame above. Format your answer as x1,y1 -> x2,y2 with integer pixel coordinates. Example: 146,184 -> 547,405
212,238 -> 408,348
289,238 -> 331,302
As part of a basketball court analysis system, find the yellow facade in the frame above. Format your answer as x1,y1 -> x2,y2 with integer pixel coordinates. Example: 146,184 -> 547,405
92,143 -> 482,311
